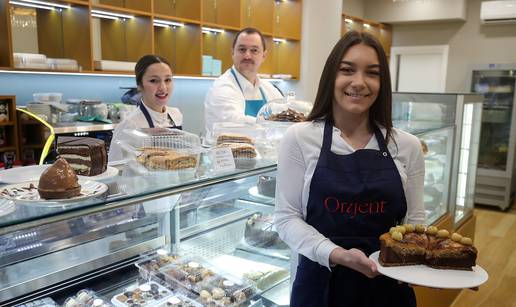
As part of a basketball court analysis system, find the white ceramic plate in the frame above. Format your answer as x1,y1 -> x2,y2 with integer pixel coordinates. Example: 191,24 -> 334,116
369,251 -> 488,289
78,166 -> 119,182
0,165 -> 49,184
0,165 -> 118,184
0,180 -> 108,205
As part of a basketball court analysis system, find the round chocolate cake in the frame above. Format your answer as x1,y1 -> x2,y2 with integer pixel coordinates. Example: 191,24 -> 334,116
38,158 -> 81,199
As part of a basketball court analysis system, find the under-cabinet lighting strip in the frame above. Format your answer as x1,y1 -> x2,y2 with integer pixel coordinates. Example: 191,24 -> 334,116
154,19 -> 185,27
9,0 -> 54,10
91,9 -> 134,19
153,22 -> 169,28
202,27 -> 224,34
273,38 -> 287,43
92,13 -> 118,20
22,0 -> 70,9
344,18 -> 353,23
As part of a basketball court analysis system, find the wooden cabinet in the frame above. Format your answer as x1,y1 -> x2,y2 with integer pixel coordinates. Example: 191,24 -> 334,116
202,0 -> 241,29
154,0 -> 201,21
98,15 -> 152,62
3,0 -> 303,79
274,0 -> 302,40
342,14 -> 392,59
36,5 -> 92,71
154,23 -> 202,76
242,0 -> 273,35
96,0 -> 152,14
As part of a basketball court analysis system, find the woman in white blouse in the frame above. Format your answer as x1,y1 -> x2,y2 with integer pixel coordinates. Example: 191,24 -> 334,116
275,31 -> 425,307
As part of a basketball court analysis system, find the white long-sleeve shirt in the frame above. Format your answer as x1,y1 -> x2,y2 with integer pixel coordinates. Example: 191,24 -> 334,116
274,120 -> 425,269
108,105 -> 183,162
204,66 -> 283,137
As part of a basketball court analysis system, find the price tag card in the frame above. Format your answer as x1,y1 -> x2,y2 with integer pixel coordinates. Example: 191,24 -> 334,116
210,147 -> 235,173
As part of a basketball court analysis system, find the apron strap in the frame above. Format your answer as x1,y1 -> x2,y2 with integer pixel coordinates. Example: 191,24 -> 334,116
372,124 -> 391,158
139,100 -> 177,128
231,68 -> 267,104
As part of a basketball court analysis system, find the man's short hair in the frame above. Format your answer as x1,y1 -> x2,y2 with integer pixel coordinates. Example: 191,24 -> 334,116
232,27 -> 267,51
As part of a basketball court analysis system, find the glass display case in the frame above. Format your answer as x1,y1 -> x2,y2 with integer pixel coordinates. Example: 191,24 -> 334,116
393,92 -> 483,227
0,159 -> 290,306
470,66 -> 516,210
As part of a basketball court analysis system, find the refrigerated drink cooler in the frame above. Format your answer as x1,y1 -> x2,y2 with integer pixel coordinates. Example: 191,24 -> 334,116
471,66 -> 516,210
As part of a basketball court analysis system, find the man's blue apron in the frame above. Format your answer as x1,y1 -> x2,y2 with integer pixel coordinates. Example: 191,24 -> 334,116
290,120 -> 416,307
231,68 -> 266,117
139,101 -> 181,130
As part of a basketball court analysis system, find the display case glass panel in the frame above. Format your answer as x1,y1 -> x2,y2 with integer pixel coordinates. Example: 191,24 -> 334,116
393,92 -> 483,227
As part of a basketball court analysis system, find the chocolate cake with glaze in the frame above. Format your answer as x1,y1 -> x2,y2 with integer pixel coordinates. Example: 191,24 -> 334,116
57,137 -> 107,176
38,158 -> 81,199
379,224 -> 477,270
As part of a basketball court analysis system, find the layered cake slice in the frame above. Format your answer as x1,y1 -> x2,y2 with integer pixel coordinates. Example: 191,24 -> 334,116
379,224 -> 427,266
379,224 -> 477,270
57,137 -> 107,176
425,228 -> 478,270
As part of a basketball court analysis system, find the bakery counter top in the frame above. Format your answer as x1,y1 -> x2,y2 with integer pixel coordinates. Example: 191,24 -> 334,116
0,160 -> 277,235
52,121 -> 119,134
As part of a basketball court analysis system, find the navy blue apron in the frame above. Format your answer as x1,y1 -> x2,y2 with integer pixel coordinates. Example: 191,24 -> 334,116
139,101 -> 182,130
230,68 -> 267,117
290,120 -> 416,307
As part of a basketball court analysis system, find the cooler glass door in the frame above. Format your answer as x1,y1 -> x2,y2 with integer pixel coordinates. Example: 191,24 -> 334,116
471,70 -> 516,172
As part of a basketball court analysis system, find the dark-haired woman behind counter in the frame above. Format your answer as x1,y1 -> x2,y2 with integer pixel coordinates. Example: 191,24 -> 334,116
109,55 -> 183,162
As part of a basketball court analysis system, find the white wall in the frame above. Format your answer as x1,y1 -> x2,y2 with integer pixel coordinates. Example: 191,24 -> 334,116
365,0 -> 466,23
342,0 -> 365,18
291,0 -> 343,103
391,0 -> 516,92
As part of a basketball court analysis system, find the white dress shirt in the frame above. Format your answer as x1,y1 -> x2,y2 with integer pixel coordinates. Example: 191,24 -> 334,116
204,66 -> 283,137
108,105 -> 183,162
274,120 -> 426,269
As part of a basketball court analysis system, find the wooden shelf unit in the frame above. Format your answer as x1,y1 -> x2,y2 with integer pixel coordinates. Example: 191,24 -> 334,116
0,96 -> 19,166
342,14 -> 392,59
2,0 -> 302,79
17,110 -> 50,165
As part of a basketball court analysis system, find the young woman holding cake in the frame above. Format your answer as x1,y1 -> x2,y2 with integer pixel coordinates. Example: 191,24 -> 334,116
109,55 -> 183,162
274,31 -> 425,306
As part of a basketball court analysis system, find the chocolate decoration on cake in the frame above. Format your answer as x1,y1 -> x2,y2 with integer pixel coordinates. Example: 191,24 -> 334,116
57,137 -> 107,176
38,158 -> 81,199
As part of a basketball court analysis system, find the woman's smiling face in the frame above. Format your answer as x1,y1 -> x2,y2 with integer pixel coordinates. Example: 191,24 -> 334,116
333,43 -> 380,118
139,62 -> 173,112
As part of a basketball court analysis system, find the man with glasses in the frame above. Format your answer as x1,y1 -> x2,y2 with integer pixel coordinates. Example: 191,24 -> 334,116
204,27 -> 284,138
